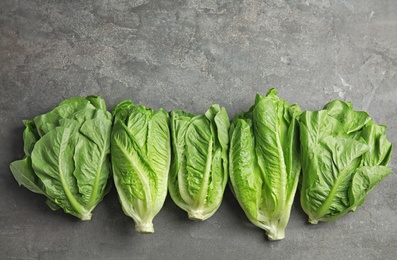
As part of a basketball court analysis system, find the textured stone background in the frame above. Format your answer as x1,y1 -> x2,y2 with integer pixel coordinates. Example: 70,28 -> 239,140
1,0 -> 396,259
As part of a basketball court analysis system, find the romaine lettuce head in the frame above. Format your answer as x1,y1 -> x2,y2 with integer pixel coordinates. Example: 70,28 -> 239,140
10,96 -> 113,220
299,100 -> 392,224
111,100 -> 171,233
229,88 -> 302,240
169,105 -> 230,220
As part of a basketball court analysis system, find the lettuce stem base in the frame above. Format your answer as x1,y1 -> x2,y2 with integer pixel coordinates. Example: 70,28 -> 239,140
188,210 -> 205,221
135,222 -> 154,233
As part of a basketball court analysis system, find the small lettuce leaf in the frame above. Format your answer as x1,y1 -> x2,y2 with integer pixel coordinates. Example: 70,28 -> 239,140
300,100 -> 392,224
229,88 -> 301,240
360,122 -> 392,167
10,96 -> 112,220
10,157 -> 45,195
349,166 -> 392,209
111,101 -> 170,233
169,105 -> 230,221
22,120 -> 40,156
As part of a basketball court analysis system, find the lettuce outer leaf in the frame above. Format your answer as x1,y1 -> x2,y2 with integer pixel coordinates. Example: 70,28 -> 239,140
300,100 -> 392,224
169,105 -> 230,221
10,157 -> 45,195
111,101 -> 170,233
10,96 -> 112,220
229,88 -> 301,240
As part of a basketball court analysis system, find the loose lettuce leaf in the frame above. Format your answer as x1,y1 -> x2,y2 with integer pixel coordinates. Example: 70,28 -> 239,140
229,88 -> 301,240
22,120 -> 40,156
10,96 -> 112,220
10,157 -> 45,195
111,100 -> 170,233
300,100 -> 392,224
169,105 -> 230,220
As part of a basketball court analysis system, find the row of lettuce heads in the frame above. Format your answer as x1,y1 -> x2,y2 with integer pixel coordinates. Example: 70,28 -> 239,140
10,89 -> 392,240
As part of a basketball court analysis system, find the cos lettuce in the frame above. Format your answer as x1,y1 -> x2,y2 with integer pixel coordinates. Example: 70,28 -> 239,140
111,100 -> 170,233
10,96 -> 112,220
229,89 -> 301,240
299,100 -> 392,224
169,105 -> 230,220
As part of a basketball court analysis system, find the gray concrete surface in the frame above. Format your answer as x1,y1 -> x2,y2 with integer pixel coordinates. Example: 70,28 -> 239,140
1,0 -> 397,259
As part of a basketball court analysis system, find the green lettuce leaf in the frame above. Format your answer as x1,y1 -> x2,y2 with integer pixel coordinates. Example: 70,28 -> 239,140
10,157 -> 45,195
10,96 -> 112,220
111,100 -> 170,233
169,105 -> 230,220
300,100 -> 392,224
229,88 -> 301,240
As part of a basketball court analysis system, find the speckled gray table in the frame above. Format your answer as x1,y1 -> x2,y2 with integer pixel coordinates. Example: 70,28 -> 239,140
1,1 -> 397,259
